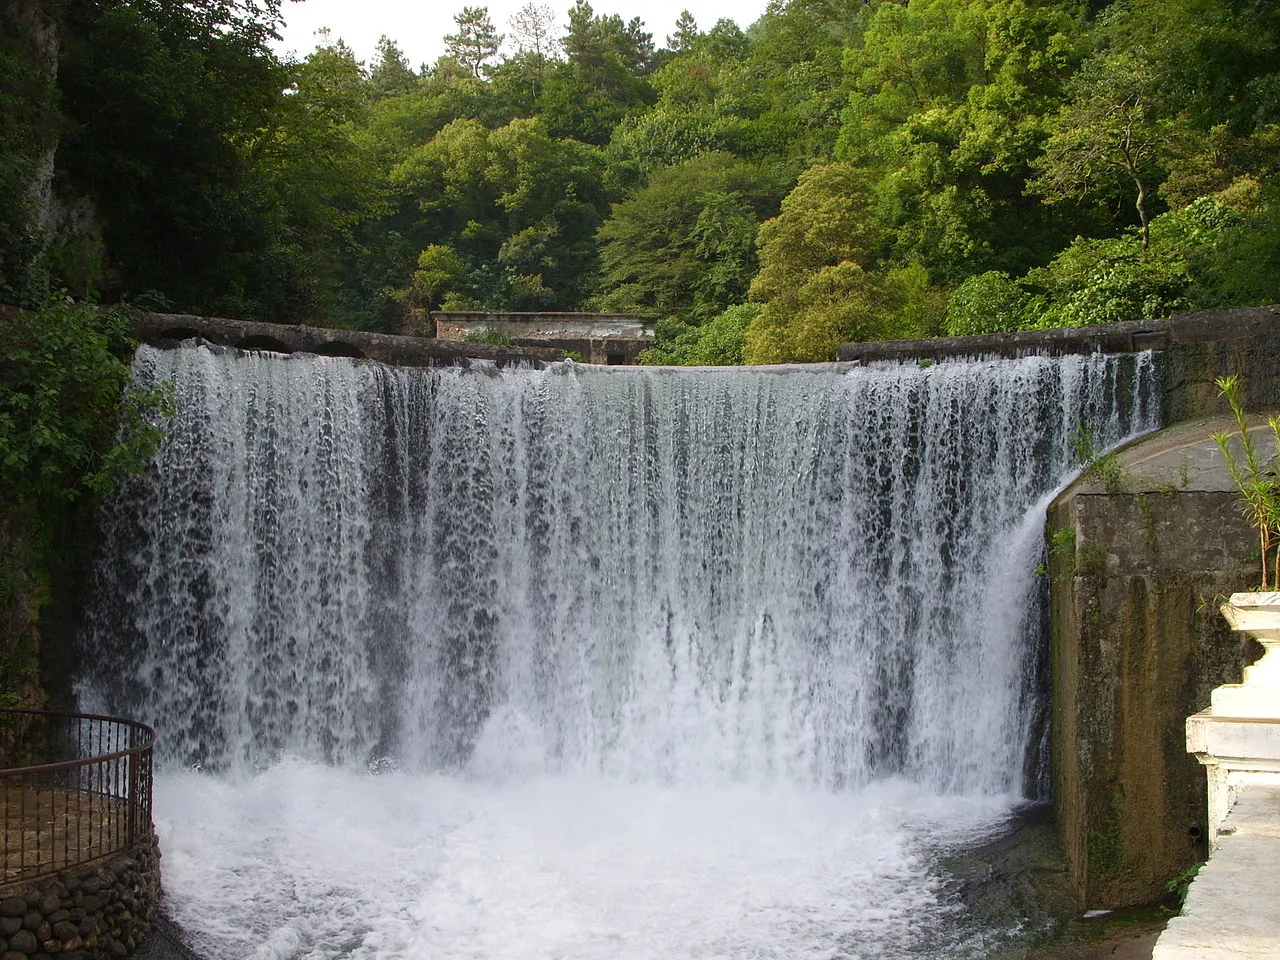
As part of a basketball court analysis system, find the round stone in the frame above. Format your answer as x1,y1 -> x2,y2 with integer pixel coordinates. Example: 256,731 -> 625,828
8,929 -> 37,953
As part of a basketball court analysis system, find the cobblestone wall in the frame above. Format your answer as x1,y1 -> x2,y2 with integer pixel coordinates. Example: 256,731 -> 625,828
0,834 -> 159,959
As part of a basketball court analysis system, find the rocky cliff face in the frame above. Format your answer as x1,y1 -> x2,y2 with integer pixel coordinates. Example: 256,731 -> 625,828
1,0 -> 59,299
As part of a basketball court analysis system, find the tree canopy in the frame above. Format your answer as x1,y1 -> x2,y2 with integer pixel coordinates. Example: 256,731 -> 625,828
1,0 -> 1277,360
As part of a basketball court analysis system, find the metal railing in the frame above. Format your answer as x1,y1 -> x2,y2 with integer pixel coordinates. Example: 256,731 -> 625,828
0,708 -> 156,887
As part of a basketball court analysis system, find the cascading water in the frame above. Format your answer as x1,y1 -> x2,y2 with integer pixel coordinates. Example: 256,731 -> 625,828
80,343 -> 1157,960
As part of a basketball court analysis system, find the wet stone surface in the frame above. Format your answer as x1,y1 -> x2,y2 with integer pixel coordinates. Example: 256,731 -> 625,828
936,803 -> 1169,960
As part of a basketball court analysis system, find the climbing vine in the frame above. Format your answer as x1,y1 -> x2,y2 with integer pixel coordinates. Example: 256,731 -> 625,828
0,299 -> 172,707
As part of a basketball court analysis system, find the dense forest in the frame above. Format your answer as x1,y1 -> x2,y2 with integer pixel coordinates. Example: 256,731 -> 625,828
2,0 -> 1279,364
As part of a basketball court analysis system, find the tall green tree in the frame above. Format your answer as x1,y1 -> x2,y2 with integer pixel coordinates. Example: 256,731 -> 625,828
1031,51 -> 1187,251
564,0 -> 654,77
368,35 -> 417,98
667,11 -> 699,54
445,6 -> 504,78
595,152 -> 786,318
743,160 -> 949,362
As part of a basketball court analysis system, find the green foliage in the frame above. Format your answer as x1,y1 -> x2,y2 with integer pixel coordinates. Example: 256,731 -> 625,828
410,245 -> 468,309
638,303 -> 759,366
945,271 -> 1028,337
0,2 -> 55,305
1023,230 -> 1191,329
3,0 -> 1278,360
1164,860 -> 1203,909
743,162 -> 947,362
608,112 -> 751,171
1073,424 -> 1128,493
837,0 -> 1086,282
445,7 -> 504,79
368,36 -> 417,99
1212,375 -> 1280,590
1030,50 -> 1183,250
1184,176 -> 1280,309
0,300 -> 171,509
880,263 -> 948,341
595,153 -> 786,319
0,298 -> 172,708
462,328 -> 517,346
1048,525 -> 1078,579
389,116 -> 612,309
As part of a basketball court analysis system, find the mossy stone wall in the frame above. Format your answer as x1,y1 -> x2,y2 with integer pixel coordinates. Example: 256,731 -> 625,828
1047,422 -> 1262,908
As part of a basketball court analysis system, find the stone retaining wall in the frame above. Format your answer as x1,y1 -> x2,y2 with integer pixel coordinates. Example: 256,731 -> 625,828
0,834 -> 160,959
1047,419 -> 1260,908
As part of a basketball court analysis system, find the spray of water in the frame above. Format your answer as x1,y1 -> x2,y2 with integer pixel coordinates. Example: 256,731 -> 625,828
80,345 -> 1157,959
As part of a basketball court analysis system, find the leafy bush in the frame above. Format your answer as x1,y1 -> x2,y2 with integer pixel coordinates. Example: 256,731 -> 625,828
945,271 -> 1029,337
638,303 -> 759,366
0,300 -> 171,509
1186,179 -> 1280,309
1024,233 -> 1192,328
461,328 -> 517,346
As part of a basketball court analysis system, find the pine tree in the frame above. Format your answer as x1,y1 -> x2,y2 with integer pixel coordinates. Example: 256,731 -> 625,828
444,6 -> 503,79
667,10 -> 698,54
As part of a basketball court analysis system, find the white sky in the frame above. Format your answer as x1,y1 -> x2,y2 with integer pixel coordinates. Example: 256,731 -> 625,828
271,0 -> 772,70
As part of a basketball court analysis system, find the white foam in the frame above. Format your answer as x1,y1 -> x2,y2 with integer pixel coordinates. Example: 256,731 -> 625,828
156,763 -> 1010,960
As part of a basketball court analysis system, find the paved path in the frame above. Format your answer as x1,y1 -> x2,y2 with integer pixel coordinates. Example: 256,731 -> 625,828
1153,785 -> 1280,959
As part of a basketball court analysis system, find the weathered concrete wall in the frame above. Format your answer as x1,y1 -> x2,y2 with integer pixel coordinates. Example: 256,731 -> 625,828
837,305 -> 1280,420
433,312 -> 656,365
433,311 -> 656,340
1158,307 -> 1280,421
132,312 -> 566,366
1048,418 -> 1264,908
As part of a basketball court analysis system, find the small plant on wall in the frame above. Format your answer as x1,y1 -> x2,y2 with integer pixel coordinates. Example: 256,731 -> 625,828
1212,375 -> 1280,589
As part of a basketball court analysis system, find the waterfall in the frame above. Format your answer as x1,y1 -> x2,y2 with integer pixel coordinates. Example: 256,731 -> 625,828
77,344 -> 1160,960
81,344 -> 1156,796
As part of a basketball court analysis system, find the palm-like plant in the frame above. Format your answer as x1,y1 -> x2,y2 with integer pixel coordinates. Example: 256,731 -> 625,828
1212,375 -> 1280,589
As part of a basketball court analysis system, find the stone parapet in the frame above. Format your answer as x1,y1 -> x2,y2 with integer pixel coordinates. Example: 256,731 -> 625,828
132,312 -> 566,366
837,305 -> 1280,422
